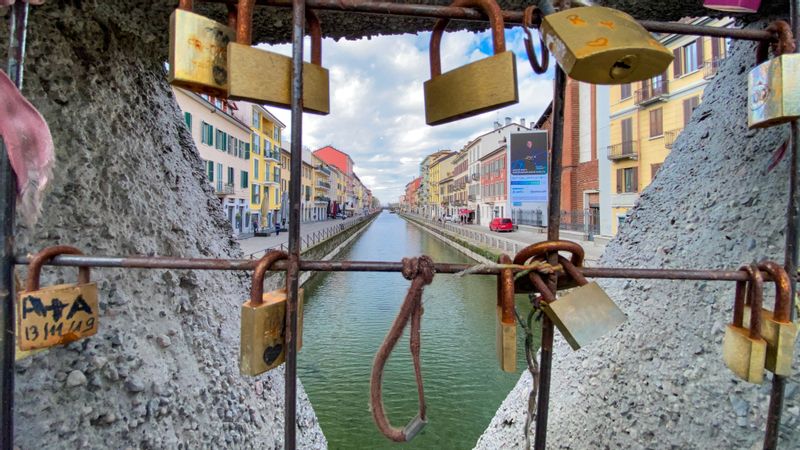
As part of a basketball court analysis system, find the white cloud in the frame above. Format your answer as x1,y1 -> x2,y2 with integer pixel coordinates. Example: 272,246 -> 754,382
255,28 -> 553,203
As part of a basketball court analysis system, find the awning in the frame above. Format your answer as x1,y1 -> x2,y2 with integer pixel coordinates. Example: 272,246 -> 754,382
459,209 -> 473,214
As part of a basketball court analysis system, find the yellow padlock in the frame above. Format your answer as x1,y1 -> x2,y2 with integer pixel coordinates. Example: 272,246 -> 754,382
749,262 -> 798,376
423,0 -> 518,126
748,54 -> 800,128
540,6 -> 673,84
240,251 -> 304,376
17,246 -> 99,352
496,254 -> 516,373
722,264 -> 767,384
168,0 -> 235,97
227,0 -> 330,114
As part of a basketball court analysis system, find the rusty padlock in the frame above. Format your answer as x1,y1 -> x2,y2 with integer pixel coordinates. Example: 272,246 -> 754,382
528,254 -> 625,351
742,261 -> 798,376
512,240 -> 585,294
722,264 -> 767,384
540,6 -> 673,84
240,251 -> 304,376
423,0 -> 518,126
496,254 -> 516,373
748,54 -> 800,128
17,246 -> 99,351
168,0 -> 236,97
227,0 -> 330,114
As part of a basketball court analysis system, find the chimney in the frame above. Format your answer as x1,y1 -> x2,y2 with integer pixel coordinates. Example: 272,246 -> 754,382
505,117 -> 511,126
520,118 -> 526,128
494,121 -> 501,130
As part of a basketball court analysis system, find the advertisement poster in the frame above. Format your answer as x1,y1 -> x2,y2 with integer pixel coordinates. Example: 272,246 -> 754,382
508,131 -> 548,226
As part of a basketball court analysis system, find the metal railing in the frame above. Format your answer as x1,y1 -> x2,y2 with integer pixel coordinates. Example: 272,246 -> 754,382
215,183 -> 235,196
607,141 -> 639,160
634,80 -> 668,106
404,213 -> 527,256
512,208 -> 544,227
316,180 -> 331,189
315,165 -> 331,175
560,209 -> 600,239
703,57 -> 726,79
665,128 -> 683,150
314,195 -> 330,202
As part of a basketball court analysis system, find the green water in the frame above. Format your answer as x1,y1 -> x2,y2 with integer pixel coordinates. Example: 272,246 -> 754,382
298,212 -> 531,449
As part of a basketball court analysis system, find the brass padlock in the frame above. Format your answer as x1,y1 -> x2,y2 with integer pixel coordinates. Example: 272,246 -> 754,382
722,264 -> 767,384
747,262 -> 798,376
168,0 -> 235,97
227,0 -> 330,114
17,246 -> 99,351
540,6 -> 673,84
240,251 -> 304,376
496,254 -> 516,373
423,0 -> 518,126
748,54 -> 800,128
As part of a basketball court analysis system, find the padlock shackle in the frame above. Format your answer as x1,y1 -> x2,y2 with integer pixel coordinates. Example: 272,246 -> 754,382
758,261 -> 792,323
528,271 -> 556,304
250,250 -> 289,306
26,245 -> 90,292
512,240 -> 584,268
307,10 -> 322,66
740,264 -> 764,340
496,254 -> 515,325
558,255 -> 589,286
178,0 -> 193,11
428,0 -> 506,78
235,0 -> 256,45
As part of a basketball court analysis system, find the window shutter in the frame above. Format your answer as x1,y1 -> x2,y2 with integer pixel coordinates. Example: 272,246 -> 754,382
621,118 -> 632,143
651,163 -> 662,179
711,37 -> 721,60
616,169 -> 622,193
683,98 -> 692,126
696,38 -> 705,67
673,48 -> 682,78
632,168 -> 639,192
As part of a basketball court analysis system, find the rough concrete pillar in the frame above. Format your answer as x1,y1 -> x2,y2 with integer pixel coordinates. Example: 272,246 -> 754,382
2,3 -> 324,448
477,26 -> 799,449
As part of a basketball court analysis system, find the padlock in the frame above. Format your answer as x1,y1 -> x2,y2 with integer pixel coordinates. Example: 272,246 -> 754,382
746,261 -> 797,376
513,240 -> 585,293
17,246 -> 99,351
227,0 -> 330,114
168,0 -> 236,97
530,255 -> 626,351
748,54 -> 800,128
540,6 -> 673,84
496,254 -> 516,372
423,0 -> 518,126
722,264 -> 767,384
240,251 -> 304,376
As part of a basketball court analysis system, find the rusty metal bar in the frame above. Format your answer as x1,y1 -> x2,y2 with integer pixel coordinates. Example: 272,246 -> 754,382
1,4 -> 28,449
202,0 -> 775,41
285,0 -> 306,447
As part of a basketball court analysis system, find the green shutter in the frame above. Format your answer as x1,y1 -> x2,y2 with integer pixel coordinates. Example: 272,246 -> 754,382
245,143 -> 251,160
207,161 -> 214,181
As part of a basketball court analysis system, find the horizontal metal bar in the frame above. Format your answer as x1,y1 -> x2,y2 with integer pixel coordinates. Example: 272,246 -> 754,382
201,0 -> 775,42
13,254 -> 779,281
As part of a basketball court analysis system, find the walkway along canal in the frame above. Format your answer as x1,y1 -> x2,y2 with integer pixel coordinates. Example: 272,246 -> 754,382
298,211 -> 534,449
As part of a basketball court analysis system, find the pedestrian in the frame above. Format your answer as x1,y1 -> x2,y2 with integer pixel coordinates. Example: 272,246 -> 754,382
275,221 -> 280,236
252,219 -> 258,234
282,218 -> 286,228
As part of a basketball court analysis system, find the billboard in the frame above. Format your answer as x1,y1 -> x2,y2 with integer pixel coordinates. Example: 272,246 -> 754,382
508,131 -> 548,225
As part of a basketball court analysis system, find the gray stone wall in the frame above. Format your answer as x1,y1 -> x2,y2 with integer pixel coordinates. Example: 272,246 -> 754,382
477,28 -> 800,449
3,3 -> 325,448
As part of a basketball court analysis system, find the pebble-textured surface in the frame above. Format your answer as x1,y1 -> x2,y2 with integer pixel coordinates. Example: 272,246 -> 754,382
2,2 -> 326,448
476,29 -> 800,450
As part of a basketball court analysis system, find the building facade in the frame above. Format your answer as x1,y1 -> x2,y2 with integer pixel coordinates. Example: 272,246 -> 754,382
480,145 -> 508,220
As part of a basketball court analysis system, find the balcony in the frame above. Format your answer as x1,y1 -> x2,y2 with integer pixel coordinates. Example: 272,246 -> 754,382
314,195 -> 330,203
607,141 -> 639,160
635,81 -> 668,106
315,165 -> 331,175
703,57 -> 726,79
471,173 -> 480,181
264,151 -> 279,161
215,183 -> 235,196
664,128 -> 683,150
317,180 -> 331,189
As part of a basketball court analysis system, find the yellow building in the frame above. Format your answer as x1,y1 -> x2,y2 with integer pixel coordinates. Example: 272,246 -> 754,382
312,154 -> 333,219
429,152 -> 455,218
608,17 -> 731,234
248,106 -> 285,227
280,147 -> 291,210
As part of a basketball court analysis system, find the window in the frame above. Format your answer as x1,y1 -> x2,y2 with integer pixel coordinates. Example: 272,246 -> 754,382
265,140 -> 272,157
184,112 -> 192,130
253,159 -> 259,180
683,96 -> 701,126
227,166 -> 234,185
201,122 -> 214,145
215,130 -> 227,151
216,163 -> 223,191
274,128 -> 280,142
616,167 -> 638,193
251,133 -> 260,155
244,143 -> 251,160
649,108 -> 663,138
620,83 -> 631,100
252,111 -> 259,128
674,39 -> 703,77
305,186 -> 311,201
241,170 -> 248,189
275,188 -> 280,204
251,184 -> 260,204
228,137 -> 236,155
274,167 -> 280,183
206,160 -> 214,182
651,163 -> 663,179
621,118 -> 634,154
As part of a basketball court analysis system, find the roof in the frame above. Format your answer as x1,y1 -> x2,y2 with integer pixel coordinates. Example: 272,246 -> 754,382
534,102 -> 553,130
480,145 -> 506,161
174,87 -> 251,133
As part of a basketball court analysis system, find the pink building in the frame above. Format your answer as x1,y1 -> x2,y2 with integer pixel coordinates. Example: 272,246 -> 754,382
480,145 -> 507,219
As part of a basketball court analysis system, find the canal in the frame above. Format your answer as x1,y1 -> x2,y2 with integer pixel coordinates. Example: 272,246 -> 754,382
298,212 -> 532,449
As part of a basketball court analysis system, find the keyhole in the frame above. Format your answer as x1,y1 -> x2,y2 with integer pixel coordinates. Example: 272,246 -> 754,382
609,55 -> 636,80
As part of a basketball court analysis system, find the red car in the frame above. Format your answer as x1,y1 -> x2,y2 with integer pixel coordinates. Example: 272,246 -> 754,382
489,218 -> 515,232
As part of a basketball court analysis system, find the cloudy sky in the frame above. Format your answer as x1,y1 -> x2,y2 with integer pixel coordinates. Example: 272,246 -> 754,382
259,28 -> 555,203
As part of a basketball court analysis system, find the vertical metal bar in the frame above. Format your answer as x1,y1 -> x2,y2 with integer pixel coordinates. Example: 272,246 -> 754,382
534,65 -> 566,450
765,4 -> 800,448
285,0 -> 305,448
1,4 -> 27,449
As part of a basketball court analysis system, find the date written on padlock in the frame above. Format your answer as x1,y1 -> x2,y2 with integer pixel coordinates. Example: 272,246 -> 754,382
17,246 -> 99,351
241,251 -> 304,376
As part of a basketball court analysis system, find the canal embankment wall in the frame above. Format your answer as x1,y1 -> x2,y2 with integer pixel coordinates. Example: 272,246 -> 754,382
399,214 -> 507,264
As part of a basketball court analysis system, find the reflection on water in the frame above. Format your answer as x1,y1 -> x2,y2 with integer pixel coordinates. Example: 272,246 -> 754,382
299,212 -> 532,449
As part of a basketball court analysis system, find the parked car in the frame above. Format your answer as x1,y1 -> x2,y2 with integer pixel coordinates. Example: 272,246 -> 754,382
489,218 -> 515,232
442,215 -> 454,223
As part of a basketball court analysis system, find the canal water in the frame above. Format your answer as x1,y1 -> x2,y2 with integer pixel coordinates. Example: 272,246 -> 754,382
298,212 -> 532,449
